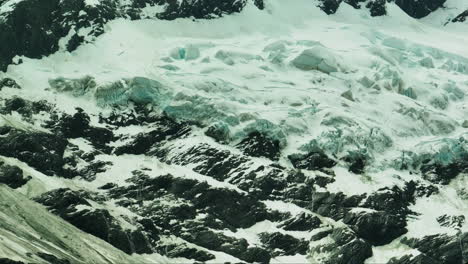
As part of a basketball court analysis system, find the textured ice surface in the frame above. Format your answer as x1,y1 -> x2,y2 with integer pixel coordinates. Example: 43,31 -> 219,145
1,0 -> 468,262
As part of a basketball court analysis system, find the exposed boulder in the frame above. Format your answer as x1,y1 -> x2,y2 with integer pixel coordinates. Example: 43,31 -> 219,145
0,161 -> 30,189
0,78 -> 21,89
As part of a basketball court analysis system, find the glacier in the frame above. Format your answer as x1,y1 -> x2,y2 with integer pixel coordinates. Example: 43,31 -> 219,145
0,0 -> 468,263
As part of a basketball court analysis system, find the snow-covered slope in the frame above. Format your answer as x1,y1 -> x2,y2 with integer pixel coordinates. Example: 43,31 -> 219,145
0,0 -> 467,263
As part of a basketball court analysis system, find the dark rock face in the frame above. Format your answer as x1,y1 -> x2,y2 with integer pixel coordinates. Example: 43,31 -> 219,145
36,253 -> 71,264
158,243 -> 215,261
114,115 -> 191,155
236,131 -> 281,160
452,10 -> 468,23
160,143 -> 249,181
1,97 -> 53,120
288,151 -> 337,171
420,155 -> 468,185
388,254 -> 442,264
0,0 -> 118,71
316,0 -> 443,18
47,108 -> 115,151
310,227 -> 373,264
0,127 -> 68,176
0,161 -> 30,188
109,173 -> 271,229
0,0 -> 265,72
0,259 -> 25,264
259,232 -> 309,256
343,152 -> 367,174
0,78 -> 21,89
311,183 -> 417,245
152,0 -> 247,20
34,188 -> 154,254
437,214 -> 465,229
104,173 -> 276,263
401,233 -> 468,264
392,0 -> 446,19
366,0 -> 387,16
279,212 -> 322,231
343,210 -> 407,245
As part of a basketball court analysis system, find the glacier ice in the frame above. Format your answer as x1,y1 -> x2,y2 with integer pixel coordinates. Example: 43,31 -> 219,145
291,46 -> 341,74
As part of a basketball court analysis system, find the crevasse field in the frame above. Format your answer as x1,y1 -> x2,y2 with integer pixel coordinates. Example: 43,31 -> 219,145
0,0 -> 467,263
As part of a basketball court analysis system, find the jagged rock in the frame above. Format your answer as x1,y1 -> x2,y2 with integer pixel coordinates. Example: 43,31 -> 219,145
0,259 -> 25,264
288,151 -> 337,171
1,97 -> 54,119
401,233 -> 468,264
159,143 -> 249,181
0,0 -> 118,71
452,10 -> 468,23
47,108 -> 114,151
230,166 -> 288,200
343,210 -> 407,245
388,254 -> 442,264
437,214 -> 466,229
259,232 -> 309,256
115,115 -> 191,155
109,174 -> 270,229
205,122 -> 230,143
236,131 -> 281,160
278,212 -> 322,231
393,0 -> 446,19
318,0 -> 342,15
0,78 -> 20,89
34,188 -> 154,254
366,0 -> 387,16
309,227 -> 373,264
343,151 -> 367,174
462,120 -> 468,128
420,156 -> 468,185
0,161 -> 30,189
36,253 -> 71,264
311,191 -> 364,220
362,183 -> 417,215
0,127 -> 68,176
179,225 -> 270,263
158,243 -> 215,261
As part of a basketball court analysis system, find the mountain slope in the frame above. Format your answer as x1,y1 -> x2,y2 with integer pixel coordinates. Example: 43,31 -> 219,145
0,0 -> 468,263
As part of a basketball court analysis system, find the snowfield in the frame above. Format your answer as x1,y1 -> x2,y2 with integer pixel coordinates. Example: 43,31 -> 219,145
0,0 -> 467,263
